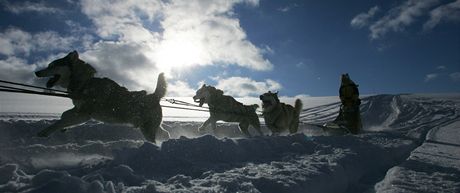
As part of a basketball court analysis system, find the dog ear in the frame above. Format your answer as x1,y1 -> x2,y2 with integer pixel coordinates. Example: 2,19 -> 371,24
69,51 -> 79,61
202,84 -> 206,88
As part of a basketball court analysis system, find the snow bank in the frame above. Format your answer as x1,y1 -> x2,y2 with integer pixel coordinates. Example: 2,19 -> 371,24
0,93 -> 459,193
0,132 -> 419,193
376,120 -> 460,193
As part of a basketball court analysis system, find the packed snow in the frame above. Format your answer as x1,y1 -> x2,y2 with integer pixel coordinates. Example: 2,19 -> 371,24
0,93 -> 459,193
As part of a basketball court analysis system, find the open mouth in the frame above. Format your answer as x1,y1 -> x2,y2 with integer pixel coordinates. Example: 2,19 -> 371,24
193,97 -> 205,107
46,75 -> 61,88
261,99 -> 272,108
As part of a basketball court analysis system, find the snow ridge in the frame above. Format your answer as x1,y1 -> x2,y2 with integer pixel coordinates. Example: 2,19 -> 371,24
0,94 -> 459,193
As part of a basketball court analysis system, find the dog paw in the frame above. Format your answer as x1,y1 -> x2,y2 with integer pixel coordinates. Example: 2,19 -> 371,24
198,128 -> 209,134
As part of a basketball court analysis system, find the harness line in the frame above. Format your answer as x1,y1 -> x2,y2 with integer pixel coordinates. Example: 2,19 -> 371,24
0,79 -> 213,112
0,79 -> 68,93
0,79 -> 346,132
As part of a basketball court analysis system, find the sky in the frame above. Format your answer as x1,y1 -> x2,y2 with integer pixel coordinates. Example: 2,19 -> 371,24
0,0 -> 459,98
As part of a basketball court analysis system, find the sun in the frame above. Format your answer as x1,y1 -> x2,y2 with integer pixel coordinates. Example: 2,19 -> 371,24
153,38 -> 206,74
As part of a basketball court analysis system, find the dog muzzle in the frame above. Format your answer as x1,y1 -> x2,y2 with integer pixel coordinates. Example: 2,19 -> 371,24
193,96 -> 205,107
46,75 -> 61,88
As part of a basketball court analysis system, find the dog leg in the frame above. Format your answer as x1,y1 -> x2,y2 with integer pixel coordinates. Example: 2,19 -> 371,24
210,119 -> 217,131
252,124 -> 264,136
198,118 -> 212,132
37,108 -> 90,137
289,120 -> 299,134
267,125 -> 280,136
140,122 -> 157,143
156,126 -> 170,142
238,122 -> 251,137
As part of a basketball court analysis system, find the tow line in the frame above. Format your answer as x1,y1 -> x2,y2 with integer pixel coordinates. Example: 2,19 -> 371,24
0,79 -> 210,112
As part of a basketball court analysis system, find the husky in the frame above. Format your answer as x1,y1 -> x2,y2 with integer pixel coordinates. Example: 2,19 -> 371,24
259,91 -> 302,135
332,73 -> 362,134
34,51 -> 169,143
192,84 -> 263,137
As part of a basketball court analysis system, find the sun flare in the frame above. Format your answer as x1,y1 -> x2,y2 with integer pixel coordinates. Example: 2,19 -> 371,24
154,38 -> 206,73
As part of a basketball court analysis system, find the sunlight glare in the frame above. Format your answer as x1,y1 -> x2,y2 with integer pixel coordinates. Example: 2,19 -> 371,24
154,38 -> 205,73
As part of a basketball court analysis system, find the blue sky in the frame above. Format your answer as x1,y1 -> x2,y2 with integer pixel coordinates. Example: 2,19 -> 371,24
0,0 -> 459,98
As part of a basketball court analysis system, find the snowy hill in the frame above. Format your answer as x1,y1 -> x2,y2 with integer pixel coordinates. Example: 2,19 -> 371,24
0,93 -> 459,193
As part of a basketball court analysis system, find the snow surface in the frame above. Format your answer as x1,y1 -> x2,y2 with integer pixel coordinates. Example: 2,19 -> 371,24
0,93 -> 459,193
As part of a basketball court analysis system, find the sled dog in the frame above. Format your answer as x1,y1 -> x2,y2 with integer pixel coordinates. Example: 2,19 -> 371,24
333,73 -> 362,134
35,51 -> 169,143
192,84 -> 263,137
259,91 -> 302,135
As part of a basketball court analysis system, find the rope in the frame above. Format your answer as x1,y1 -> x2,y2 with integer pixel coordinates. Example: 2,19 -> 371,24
160,105 -> 210,112
0,80 -> 214,112
0,79 -> 68,93
163,98 -> 209,109
0,80 -> 352,133
0,88 -> 69,98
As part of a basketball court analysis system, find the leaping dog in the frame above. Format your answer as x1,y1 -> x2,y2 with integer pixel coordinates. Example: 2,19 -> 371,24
35,51 -> 169,143
259,91 -> 302,135
193,84 -> 263,137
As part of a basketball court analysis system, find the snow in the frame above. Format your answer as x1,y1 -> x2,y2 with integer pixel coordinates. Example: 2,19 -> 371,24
375,121 -> 460,193
0,93 -> 459,193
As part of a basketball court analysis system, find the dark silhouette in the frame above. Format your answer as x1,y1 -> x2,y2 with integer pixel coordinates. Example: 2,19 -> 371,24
333,73 -> 362,134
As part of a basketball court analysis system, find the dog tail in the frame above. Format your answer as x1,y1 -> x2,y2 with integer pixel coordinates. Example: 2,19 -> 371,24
288,99 -> 303,134
294,99 -> 303,117
154,73 -> 167,99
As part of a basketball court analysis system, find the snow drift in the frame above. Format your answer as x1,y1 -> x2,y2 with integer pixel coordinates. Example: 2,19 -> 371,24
0,93 -> 459,193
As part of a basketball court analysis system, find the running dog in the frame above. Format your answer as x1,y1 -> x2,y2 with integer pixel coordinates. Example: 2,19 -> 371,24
192,84 -> 263,137
34,51 -> 169,143
259,91 -> 302,135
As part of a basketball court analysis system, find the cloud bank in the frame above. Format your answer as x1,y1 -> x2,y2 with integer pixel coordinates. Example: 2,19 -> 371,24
215,76 -> 282,97
351,0 -> 460,39
76,0 -> 272,91
0,0 -> 274,95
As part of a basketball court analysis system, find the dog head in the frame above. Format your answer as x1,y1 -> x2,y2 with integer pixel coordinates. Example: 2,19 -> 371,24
341,73 -> 355,86
193,84 -> 223,107
35,51 -> 96,89
259,91 -> 280,112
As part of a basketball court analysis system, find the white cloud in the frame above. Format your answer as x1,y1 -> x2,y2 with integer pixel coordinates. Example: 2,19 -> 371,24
0,0 -> 62,14
449,72 -> 460,82
215,76 -> 282,97
354,1 -> 460,39
81,41 -> 159,91
80,0 -> 162,42
157,0 -> 272,71
0,57 -> 37,83
369,0 -> 439,39
424,73 -> 438,82
424,0 -> 460,30
0,28 -> 32,56
277,3 -> 299,12
351,6 -> 380,29
80,0 -> 272,76
0,28 -> 78,56
167,81 -> 197,97
1,0 -> 273,97
436,65 -> 446,70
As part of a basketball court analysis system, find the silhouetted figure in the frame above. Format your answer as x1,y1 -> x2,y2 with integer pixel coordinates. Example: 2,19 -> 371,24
333,73 -> 362,134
